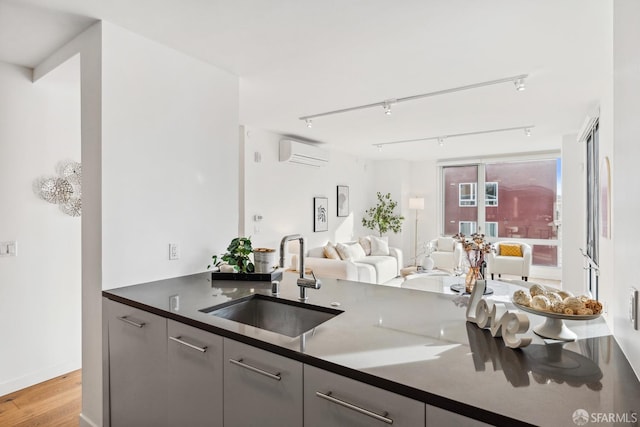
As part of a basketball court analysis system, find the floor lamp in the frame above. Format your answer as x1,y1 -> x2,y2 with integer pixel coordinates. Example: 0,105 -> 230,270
409,197 -> 425,266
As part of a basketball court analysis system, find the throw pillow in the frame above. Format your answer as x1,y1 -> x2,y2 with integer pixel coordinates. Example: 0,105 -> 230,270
323,242 -> 340,260
437,237 -> 454,252
370,236 -> 390,256
500,243 -> 523,257
335,242 -> 366,260
358,236 -> 372,255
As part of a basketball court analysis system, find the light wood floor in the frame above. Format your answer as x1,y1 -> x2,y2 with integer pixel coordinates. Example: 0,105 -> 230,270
0,370 -> 81,427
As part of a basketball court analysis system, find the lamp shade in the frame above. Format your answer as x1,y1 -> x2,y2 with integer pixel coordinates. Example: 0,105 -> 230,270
409,197 -> 424,210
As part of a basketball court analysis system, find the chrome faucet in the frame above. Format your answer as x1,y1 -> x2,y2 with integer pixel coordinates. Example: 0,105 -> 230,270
279,234 -> 321,301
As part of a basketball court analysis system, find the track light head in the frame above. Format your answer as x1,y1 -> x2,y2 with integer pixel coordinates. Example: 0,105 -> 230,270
524,128 -> 531,137
383,100 -> 393,116
305,119 -> 313,128
377,145 -> 383,152
514,78 -> 526,91
438,137 -> 445,147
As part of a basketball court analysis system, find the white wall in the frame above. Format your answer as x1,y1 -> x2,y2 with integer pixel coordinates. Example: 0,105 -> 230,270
612,0 -> 640,376
101,23 -> 239,288
561,133 -> 587,296
241,127 -> 374,262
370,160 -> 412,260
0,59 -> 81,396
408,160 -> 440,265
597,6 -> 616,324
32,20 -> 240,427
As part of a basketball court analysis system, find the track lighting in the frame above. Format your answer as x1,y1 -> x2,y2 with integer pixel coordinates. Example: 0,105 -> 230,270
305,119 -> 313,128
299,74 -> 529,126
383,100 -> 393,116
372,125 -> 535,149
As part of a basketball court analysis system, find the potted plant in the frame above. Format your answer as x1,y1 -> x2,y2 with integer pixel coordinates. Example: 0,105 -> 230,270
362,192 -> 405,236
209,237 -> 281,282
208,237 -> 255,273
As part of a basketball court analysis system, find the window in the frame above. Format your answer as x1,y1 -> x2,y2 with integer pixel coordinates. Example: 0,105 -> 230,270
443,158 -> 560,267
459,183 -> 477,206
485,222 -> 498,238
459,221 -> 477,235
485,182 -> 498,206
585,121 -> 599,298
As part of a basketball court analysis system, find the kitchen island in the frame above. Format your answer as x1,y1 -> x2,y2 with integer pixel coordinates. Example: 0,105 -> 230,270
103,272 -> 640,426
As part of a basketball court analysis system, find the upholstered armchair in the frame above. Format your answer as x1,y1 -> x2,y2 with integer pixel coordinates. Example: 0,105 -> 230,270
429,236 -> 463,271
486,241 -> 532,281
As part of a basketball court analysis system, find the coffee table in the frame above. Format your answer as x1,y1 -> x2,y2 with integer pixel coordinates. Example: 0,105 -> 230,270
400,266 -> 451,278
401,275 -> 529,303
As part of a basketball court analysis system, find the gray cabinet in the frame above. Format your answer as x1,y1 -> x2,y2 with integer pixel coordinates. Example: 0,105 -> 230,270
167,319 -> 223,427
105,299 -> 168,427
224,338 -> 303,427
304,365 -> 425,427
426,404 -> 491,427
105,298 -> 486,427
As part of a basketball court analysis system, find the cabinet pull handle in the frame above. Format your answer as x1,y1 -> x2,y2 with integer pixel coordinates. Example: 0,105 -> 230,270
228,358 -> 281,381
316,391 -> 393,425
169,336 -> 208,353
117,316 -> 145,328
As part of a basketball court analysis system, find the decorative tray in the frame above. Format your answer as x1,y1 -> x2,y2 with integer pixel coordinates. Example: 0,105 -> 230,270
513,302 -> 601,321
512,301 -> 600,341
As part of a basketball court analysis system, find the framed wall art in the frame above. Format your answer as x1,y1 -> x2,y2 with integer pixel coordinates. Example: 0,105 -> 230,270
337,185 -> 349,217
314,197 -> 328,232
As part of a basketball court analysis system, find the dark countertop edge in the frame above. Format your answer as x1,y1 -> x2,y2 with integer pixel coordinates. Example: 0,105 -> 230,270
102,291 -> 534,427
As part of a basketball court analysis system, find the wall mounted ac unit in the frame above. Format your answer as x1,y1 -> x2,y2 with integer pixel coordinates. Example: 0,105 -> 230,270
279,139 -> 329,167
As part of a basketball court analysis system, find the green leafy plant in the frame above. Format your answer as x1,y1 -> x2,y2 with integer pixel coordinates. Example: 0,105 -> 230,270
208,237 -> 255,273
361,192 -> 405,236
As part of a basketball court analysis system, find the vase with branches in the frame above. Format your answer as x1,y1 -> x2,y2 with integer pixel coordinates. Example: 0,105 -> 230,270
454,233 -> 493,292
362,192 -> 405,236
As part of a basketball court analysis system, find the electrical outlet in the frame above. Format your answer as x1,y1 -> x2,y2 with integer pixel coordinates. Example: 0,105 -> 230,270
0,241 -> 17,257
169,243 -> 180,260
630,287 -> 638,329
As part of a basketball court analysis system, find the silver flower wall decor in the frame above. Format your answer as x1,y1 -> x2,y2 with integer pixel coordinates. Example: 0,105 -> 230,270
36,161 -> 82,217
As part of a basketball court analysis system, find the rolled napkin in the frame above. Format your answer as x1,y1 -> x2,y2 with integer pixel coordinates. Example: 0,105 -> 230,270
529,284 -> 547,297
563,296 -> 586,313
513,289 -> 532,307
531,295 -> 551,311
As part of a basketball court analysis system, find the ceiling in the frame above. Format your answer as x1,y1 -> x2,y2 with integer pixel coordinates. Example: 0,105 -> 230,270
0,0 -> 611,161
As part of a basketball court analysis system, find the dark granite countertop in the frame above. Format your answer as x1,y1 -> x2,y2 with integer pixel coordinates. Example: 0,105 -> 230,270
103,272 -> 640,427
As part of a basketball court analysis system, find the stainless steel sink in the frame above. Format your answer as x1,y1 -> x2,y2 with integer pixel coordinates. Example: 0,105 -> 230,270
200,294 -> 343,337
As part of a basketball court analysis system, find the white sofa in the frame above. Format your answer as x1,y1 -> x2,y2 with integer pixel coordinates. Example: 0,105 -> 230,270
486,241 -> 532,281
291,237 -> 403,284
429,236 -> 463,271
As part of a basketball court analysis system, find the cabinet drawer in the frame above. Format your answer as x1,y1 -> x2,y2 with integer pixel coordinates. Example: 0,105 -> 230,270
224,338 -> 303,427
105,299 -> 167,427
167,320 -> 223,427
304,365 -> 425,427
427,404 -> 491,427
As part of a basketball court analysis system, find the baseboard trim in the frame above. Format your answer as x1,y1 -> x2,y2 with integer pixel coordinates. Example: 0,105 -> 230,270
0,360 -> 81,397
